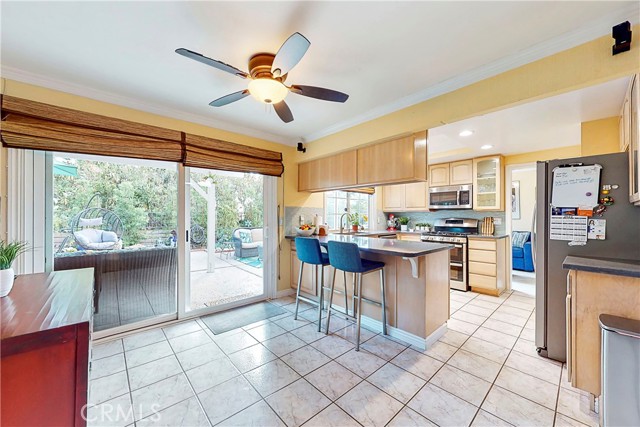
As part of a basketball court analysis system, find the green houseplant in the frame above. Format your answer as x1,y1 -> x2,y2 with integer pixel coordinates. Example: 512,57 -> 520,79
347,213 -> 360,232
0,240 -> 28,297
397,216 -> 410,231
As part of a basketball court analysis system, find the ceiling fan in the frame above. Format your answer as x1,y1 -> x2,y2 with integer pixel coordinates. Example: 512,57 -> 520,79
176,33 -> 349,123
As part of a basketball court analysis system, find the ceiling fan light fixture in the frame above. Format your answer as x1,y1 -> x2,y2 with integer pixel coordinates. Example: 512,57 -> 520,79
248,78 -> 288,104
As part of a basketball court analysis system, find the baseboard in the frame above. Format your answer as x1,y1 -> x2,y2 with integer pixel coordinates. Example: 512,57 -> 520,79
359,315 -> 447,350
275,288 -> 295,298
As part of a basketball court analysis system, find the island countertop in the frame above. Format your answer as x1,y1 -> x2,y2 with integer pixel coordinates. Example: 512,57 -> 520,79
285,234 -> 452,257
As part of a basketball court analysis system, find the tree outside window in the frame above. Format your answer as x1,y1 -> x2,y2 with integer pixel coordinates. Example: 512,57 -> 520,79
324,191 -> 370,230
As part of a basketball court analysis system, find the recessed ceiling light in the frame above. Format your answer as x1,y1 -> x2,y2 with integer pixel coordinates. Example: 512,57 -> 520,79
459,130 -> 474,137
480,144 -> 493,150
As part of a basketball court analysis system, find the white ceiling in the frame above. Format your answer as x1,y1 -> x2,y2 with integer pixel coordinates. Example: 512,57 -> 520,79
1,1 -> 638,145
428,76 -> 630,162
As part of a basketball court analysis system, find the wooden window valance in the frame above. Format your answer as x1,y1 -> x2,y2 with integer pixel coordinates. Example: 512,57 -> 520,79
0,95 -> 284,176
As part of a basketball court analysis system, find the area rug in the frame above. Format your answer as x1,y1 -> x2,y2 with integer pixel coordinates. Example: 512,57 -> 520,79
237,256 -> 262,268
200,301 -> 286,334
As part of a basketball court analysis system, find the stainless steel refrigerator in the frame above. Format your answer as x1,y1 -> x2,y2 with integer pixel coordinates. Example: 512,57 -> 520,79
535,152 -> 640,362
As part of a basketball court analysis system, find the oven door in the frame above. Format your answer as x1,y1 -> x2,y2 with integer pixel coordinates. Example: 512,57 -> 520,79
449,243 -> 468,291
429,186 -> 460,209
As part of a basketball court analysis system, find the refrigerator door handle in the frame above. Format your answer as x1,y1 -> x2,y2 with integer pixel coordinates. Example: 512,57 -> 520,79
566,272 -> 573,384
531,203 -> 537,265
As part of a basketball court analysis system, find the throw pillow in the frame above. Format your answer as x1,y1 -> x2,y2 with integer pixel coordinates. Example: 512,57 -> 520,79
239,230 -> 253,243
512,231 -> 530,248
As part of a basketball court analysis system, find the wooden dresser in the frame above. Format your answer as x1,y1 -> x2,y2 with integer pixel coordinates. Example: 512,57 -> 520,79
1,268 -> 94,427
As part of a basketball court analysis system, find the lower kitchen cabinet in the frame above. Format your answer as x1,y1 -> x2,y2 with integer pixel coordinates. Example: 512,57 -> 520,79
467,236 -> 509,296
566,269 -> 640,397
290,240 -> 329,299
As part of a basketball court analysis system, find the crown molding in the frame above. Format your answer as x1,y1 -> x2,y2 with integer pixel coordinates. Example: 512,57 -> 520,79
304,3 -> 640,142
0,66 -> 294,146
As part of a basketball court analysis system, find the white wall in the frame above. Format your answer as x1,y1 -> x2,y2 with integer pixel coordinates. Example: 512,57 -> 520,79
511,168 -> 536,232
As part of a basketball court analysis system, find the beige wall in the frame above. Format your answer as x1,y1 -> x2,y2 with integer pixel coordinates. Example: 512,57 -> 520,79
511,168 -> 536,232
581,116 -> 621,156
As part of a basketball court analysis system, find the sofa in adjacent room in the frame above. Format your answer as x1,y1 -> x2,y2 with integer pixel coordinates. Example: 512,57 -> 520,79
232,227 -> 263,258
512,231 -> 534,272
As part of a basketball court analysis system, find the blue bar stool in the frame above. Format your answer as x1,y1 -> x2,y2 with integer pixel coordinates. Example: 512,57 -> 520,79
294,237 -> 335,331
326,240 -> 387,350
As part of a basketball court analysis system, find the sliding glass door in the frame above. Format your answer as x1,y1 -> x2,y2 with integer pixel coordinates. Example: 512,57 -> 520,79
183,167 -> 268,315
52,153 -> 179,334
46,154 -> 276,336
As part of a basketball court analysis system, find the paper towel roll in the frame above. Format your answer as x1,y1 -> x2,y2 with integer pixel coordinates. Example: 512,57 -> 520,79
314,215 -> 323,226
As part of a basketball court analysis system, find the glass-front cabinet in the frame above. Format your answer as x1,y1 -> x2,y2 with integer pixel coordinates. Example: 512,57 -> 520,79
473,155 -> 504,211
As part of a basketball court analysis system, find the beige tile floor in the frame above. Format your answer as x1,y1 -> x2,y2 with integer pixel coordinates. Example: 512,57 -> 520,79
87,289 -> 600,427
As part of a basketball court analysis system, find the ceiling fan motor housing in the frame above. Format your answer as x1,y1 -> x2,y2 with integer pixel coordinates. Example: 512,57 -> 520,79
248,53 -> 287,82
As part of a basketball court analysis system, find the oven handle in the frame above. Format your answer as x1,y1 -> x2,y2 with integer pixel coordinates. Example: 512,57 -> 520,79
450,262 -> 464,267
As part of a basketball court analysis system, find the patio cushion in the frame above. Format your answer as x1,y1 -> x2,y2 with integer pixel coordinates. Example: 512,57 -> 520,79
79,217 -> 103,227
74,228 -> 104,247
239,230 -> 253,243
102,231 -> 118,242
84,241 -> 119,250
242,242 -> 261,249
250,229 -> 263,243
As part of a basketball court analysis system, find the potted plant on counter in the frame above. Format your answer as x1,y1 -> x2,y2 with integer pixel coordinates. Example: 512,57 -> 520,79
397,217 -> 410,232
0,240 -> 28,297
348,213 -> 360,232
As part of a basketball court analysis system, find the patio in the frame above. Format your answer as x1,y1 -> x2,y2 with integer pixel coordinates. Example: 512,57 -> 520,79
56,248 -> 263,332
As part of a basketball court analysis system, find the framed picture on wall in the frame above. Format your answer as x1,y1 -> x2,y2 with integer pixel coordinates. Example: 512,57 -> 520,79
512,181 -> 521,220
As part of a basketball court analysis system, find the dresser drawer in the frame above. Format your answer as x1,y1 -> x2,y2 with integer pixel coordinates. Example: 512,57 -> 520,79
469,249 -> 497,263
469,273 -> 497,289
468,239 -> 497,251
469,261 -> 496,276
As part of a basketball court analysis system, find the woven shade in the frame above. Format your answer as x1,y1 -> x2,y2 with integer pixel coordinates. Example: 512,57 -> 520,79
1,96 -> 285,177
184,133 -> 284,177
1,95 -> 183,162
345,187 -> 375,195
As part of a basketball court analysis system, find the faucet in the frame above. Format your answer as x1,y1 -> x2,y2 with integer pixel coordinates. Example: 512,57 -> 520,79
339,210 -> 348,234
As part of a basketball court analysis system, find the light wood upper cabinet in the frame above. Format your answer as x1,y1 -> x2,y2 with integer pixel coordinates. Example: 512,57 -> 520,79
382,182 -> 428,211
449,160 -> 473,185
357,131 -> 427,186
428,164 -> 450,187
382,184 -> 406,211
473,155 -> 505,211
298,150 -> 357,192
428,160 -> 472,187
405,182 -> 428,209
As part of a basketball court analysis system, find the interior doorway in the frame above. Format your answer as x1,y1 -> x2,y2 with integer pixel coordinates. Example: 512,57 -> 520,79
506,162 -> 536,296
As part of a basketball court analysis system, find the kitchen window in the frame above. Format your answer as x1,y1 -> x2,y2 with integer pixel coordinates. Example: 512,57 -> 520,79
324,190 -> 370,230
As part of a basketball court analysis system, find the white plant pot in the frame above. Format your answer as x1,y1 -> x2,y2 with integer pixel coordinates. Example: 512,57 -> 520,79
0,268 -> 15,297
400,225 -> 408,231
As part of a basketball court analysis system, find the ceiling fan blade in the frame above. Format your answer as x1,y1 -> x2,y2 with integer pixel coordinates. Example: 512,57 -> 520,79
176,48 -> 249,79
271,33 -> 310,77
273,101 -> 294,123
209,90 -> 250,107
290,85 -> 349,103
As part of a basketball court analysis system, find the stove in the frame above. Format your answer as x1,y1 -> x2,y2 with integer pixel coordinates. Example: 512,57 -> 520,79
421,218 -> 479,291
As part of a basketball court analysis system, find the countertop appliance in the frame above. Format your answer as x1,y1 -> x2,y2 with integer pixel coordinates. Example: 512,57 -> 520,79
428,185 -> 473,209
421,218 -> 479,291
535,152 -> 640,362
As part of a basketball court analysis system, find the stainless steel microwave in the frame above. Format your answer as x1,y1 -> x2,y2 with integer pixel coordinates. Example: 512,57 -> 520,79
428,185 -> 473,209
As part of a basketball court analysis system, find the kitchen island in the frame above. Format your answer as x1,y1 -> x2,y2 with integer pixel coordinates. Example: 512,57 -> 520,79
287,234 -> 452,349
